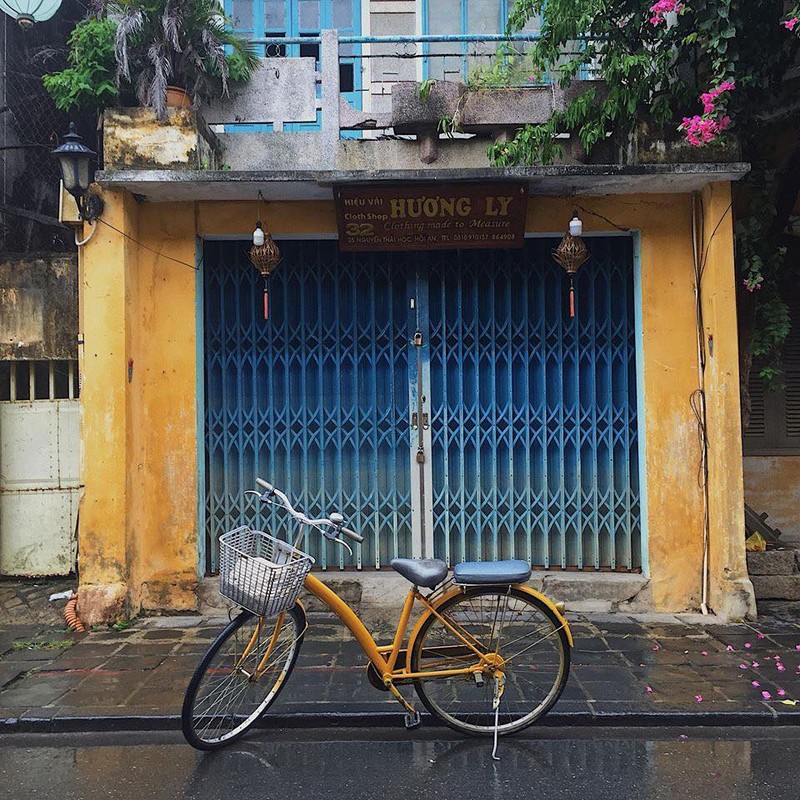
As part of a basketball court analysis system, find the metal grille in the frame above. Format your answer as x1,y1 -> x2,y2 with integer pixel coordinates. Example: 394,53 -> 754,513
426,238 -> 640,570
204,237 -> 640,573
204,240 -> 413,571
0,360 -> 79,402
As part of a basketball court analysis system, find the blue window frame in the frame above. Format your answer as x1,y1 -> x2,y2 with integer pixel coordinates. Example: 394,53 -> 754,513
225,0 -> 362,131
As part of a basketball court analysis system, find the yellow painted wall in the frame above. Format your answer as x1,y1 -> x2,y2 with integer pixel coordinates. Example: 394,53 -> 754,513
78,186 -> 753,621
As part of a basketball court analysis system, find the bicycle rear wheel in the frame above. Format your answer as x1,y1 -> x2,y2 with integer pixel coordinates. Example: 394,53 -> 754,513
182,605 -> 305,750
410,587 -> 569,736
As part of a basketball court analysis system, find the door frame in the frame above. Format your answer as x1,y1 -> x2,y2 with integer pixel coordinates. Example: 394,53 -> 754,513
195,231 -> 648,576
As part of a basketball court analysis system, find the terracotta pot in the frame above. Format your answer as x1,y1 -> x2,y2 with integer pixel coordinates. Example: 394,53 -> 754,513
165,86 -> 191,109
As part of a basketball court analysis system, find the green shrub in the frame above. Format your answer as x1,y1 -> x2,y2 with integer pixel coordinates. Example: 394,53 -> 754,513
42,18 -> 119,114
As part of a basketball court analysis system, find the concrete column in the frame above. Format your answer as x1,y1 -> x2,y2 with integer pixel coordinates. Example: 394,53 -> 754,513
700,182 -> 756,619
76,189 -> 137,625
320,29 -> 341,139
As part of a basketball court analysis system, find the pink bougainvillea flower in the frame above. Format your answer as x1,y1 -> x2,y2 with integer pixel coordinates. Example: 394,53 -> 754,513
752,681 -> 761,687
701,651 -> 709,656
784,17 -> 799,31
694,695 -> 703,702
648,0 -> 685,26
744,643 -> 752,649
752,661 -> 760,668
645,685 -> 653,693
778,664 -> 786,672
762,691 -> 772,700
778,689 -> 787,697
795,644 -> 800,650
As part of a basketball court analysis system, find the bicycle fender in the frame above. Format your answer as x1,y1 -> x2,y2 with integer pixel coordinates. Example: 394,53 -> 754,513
405,584 -> 572,672
512,585 -> 573,647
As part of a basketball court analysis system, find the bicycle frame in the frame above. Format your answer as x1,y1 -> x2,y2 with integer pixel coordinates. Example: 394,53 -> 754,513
302,574 -> 573,685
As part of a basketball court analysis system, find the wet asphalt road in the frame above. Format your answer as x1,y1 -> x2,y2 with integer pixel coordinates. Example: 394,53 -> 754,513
2,727 -> 800,800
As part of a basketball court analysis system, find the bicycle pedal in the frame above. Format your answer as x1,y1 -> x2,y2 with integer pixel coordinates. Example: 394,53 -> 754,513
404,710 -> 421,730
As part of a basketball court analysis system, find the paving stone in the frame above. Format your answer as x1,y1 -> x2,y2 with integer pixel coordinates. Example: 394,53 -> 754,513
101,655 -> 169,671
0,664 -> 25,689
0,673 -> 80,706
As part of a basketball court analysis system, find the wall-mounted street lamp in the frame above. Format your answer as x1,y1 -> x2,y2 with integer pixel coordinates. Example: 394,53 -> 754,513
0,0 -> 62,28
52,123 -> 104,244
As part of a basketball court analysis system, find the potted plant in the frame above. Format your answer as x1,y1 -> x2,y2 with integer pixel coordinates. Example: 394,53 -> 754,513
106,0 -> 258,120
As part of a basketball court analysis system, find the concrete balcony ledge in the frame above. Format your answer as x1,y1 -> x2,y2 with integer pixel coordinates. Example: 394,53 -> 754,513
97,162 -> 751,203
390,80 -> 606,136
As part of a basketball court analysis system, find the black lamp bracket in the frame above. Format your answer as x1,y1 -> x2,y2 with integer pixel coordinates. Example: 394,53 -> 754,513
78,191 -> 105,223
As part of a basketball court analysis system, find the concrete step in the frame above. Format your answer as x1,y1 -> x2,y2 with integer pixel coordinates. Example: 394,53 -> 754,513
197,570 -> 650,620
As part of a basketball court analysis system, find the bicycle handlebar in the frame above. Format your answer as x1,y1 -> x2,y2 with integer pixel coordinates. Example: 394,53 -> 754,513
254,478 -> 364,544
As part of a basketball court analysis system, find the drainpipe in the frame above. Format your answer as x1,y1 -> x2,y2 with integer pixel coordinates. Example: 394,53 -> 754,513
691,192 -> 711,615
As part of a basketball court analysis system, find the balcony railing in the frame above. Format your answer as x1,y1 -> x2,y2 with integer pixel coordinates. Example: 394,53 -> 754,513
201,30 -> 599,137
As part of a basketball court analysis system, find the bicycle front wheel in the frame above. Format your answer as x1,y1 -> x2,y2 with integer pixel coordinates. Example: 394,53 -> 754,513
410,587 -> 569,736
182,605 -> 305,750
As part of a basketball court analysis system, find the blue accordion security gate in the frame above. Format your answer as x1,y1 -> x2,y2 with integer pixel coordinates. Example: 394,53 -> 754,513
203,237 -> 641,573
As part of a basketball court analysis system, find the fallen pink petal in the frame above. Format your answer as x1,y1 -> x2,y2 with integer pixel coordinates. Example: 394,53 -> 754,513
778,689 -> 787,697
757,633 -> 766,639
701,651 -> 708,656
739,663 -> 748,669
778,664 -> 786,672
645,686 -> 653,693
762,691 -> 772,700
726,646 -> 735,652
694,695 -> 703,702
752,661 -> 760,668
744,643 -> 752,649
752,681 -> 760,687
652,645 -> 660,651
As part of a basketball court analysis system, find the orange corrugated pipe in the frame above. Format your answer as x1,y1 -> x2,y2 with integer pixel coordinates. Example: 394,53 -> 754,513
64,596 -> 85,633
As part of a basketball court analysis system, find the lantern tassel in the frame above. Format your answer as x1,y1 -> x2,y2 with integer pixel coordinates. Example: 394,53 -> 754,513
263,280 -> 269,321
569,276 -> 575,318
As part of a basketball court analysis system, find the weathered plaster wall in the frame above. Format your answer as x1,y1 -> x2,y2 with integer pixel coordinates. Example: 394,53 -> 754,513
744,456 -> 800,546
127,203 -> 198,614
699,182 -> 754,619
78,185 -> 752,620
77,193 -> 137,625
0,255 -> 77,360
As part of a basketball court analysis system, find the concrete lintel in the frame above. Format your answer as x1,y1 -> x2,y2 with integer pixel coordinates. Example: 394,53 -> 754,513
97,162 -> 750,202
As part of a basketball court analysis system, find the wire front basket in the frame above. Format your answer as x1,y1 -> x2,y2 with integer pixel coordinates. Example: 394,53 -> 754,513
219,527 -> 314,617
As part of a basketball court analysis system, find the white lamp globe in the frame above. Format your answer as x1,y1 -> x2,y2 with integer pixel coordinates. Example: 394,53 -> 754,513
0,0 -> 62,28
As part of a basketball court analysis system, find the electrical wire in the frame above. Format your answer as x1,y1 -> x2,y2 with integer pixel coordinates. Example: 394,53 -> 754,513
691,191 -> 711,616
574,204 -> 632,232
96,217 -> 201,271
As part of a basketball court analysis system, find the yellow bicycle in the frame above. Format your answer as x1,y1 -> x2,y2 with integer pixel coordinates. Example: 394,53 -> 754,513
182,480 -> 573,751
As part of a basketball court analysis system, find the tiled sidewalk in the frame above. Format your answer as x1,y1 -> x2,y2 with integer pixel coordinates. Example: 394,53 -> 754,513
2,607 -> 800,732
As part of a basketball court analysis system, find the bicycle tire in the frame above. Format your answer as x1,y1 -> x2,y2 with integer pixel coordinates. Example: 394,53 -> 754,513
410,586 -> 570,736
182,605 -> 305,750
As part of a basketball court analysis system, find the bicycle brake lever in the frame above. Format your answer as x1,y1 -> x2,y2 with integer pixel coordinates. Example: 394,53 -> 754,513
332,537 -> 353,557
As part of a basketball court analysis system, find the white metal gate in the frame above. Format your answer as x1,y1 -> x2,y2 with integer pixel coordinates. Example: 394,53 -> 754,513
0,360 -> 80,575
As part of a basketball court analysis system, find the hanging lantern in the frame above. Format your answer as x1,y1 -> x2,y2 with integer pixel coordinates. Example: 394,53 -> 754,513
0,0 -> 62,28
553,211 -> 589,318
248,220 -> 281,320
